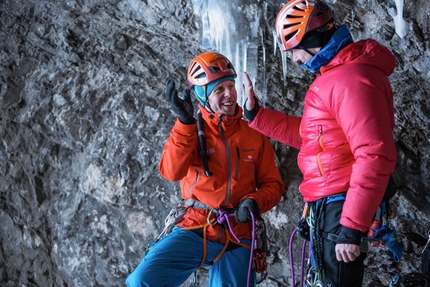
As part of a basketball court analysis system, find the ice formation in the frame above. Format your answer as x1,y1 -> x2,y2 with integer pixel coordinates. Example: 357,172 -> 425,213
389,0 -> 409,38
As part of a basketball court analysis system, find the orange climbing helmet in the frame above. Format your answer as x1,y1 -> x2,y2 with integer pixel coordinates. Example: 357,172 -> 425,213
275,0 -> 334,51
187,52 -> 237,89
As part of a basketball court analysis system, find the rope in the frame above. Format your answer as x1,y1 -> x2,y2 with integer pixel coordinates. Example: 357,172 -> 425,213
289,228 -> 297,287
301,240 -> 308,287
289,228 -> 309,287
179,207 -> 261,287
248,213 -> 256,287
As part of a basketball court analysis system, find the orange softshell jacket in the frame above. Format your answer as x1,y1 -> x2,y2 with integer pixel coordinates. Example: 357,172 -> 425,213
159,105 -> 284,243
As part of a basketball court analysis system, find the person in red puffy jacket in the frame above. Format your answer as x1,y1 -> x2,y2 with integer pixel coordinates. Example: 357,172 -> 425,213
126,52 -> 284,287
243,1 -> 396,286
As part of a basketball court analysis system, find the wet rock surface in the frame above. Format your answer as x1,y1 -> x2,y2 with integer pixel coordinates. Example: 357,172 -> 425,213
1,0 -> 429,286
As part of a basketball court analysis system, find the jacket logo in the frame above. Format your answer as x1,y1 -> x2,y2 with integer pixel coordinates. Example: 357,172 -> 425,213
241,148 -> 255,152
244,155 -> 254,162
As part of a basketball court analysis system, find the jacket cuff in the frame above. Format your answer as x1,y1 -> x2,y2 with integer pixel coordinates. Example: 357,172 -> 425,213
336,226 -> 366,245
243,97 -> 260,122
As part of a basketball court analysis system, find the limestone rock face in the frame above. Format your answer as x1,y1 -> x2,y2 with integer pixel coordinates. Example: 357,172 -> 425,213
0,0 -> 429,286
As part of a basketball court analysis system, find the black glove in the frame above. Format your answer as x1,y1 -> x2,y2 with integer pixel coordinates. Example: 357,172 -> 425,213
235,199 -> 260,223
336,226 -> 366,245
165,80 -> 195,124
243,96 -> 260,122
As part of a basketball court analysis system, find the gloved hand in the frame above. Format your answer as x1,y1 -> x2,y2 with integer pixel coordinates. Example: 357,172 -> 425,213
242,72 -> 260,122
243,96 -> 260,122
165,80 -> 195,124
336,226 -> 366,245
235,198 -> 260,223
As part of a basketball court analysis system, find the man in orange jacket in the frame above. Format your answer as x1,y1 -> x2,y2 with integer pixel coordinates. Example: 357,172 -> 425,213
126,52 -> 284,287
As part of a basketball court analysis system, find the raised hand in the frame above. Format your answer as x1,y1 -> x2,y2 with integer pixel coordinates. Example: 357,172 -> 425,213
165,80 -> 195,124
242,72 -> 259,122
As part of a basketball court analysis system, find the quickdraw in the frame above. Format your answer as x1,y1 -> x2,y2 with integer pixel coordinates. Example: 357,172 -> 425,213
253,217 -> 270,283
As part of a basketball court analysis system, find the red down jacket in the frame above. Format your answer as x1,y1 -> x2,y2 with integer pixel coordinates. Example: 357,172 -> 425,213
249,39 -> 397,232
159,105 -> 284,243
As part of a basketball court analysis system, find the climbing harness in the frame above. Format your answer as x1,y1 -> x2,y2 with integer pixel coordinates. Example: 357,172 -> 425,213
144,204 -> 190,255
146,199 -> 269,287
289,175 -> 402,286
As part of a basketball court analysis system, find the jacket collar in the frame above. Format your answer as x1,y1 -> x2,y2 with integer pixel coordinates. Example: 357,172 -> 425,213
301,24 -> 353,73
198,104 -> 243,135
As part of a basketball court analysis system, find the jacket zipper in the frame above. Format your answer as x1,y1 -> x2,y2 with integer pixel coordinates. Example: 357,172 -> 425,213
316,125 -> 325,175
219,116 -> 232,206
189,169 -> 200,198
235,147 -> 240,180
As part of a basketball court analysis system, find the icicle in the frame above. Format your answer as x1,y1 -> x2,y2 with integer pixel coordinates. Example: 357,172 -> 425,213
273,30 -> 278,56
191,1 -> 267,107
281,51 -> 288,89
260,28 -> 267,107
389,0 -> 408,38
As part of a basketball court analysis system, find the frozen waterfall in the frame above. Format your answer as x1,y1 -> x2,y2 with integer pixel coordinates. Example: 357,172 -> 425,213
190,0 -> 271,106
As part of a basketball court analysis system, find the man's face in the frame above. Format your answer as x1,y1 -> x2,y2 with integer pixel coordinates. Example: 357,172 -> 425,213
291,47 -> 321,65
206,80 -> 237,116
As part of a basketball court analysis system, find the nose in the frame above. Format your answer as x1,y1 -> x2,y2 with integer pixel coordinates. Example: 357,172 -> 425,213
224,86 -> 236,98
292,54 -> 301,64
291,50 -> 303,64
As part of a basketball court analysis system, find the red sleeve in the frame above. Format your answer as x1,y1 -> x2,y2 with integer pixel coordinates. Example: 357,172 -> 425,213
249,106 -> 302,149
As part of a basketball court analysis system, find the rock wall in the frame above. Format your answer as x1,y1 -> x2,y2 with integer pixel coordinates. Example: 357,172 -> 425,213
0,0 -> 429,286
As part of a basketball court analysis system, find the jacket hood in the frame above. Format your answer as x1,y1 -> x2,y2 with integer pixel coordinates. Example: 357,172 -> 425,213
321,39 -> 396,76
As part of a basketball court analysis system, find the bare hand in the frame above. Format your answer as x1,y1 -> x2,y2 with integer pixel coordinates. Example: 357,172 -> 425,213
335,243 -> 361,263
242,72 -> 256,110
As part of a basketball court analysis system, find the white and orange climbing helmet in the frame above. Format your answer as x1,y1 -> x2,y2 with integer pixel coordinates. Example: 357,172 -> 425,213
275,0 -> 335,51
187,52 -> 237,106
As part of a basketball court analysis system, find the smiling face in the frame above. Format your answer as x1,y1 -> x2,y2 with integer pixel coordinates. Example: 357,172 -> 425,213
206,80 -> 237,116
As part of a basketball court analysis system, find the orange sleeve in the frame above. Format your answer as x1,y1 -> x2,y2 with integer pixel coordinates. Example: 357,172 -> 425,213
159,118 -> 198,182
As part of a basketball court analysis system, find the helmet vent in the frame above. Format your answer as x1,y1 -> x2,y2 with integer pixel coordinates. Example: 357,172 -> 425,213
208,66 -> 219,74
293,4 -> 306,12
284,31 -> 298,42
284,23 -> 301,29
190,65 -> 202,77
286,14 -> 305,20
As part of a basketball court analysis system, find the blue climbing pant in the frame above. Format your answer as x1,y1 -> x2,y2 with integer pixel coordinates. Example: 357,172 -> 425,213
126,226 -> 255,287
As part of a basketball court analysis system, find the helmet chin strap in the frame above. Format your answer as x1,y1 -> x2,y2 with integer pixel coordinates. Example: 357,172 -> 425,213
302,47 -> 316,57
204,101 -> 215,114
